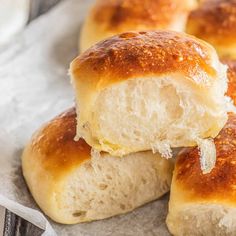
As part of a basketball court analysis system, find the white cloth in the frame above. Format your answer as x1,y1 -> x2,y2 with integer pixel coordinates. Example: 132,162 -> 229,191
0,0 -> 29,46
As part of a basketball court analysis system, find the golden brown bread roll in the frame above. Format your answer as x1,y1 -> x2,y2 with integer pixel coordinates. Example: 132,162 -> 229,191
71,30 -> 232,173
22,108 -> 174,224
166,59 -> 236,235
187,0 -> 236,59
80,0 -> 197,52
166,113 -> 236,235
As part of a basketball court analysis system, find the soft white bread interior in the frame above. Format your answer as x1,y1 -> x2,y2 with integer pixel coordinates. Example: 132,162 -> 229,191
187,0 -> 236,60
80,0 -> 197,52
166,113 -> 236,236
22,108 -> 174,224
71,30 -> 233,173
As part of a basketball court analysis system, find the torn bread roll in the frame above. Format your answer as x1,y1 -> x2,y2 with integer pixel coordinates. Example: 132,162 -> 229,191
187,0 -> 236,59
166,113 -> 236,236
166,59 -> 236,236
21,108 -> 174,224
80,0 -> 197,52
70,30 -> 232,173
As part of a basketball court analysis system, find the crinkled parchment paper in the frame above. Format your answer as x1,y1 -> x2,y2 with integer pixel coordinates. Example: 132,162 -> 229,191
0,0 -> 170,235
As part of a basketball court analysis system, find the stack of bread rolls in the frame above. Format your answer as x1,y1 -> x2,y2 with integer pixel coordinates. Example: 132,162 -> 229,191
21,0 -> 236,235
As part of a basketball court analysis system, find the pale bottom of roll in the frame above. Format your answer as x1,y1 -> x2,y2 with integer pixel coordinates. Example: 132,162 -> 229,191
167,204 -> 236,236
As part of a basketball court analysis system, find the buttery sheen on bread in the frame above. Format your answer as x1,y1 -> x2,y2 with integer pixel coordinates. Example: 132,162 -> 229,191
71,30 -> 231,173
187,0 -> 236,59
166,113 -> 236,236
22,108 -> 174,224
80,0 -> 197,51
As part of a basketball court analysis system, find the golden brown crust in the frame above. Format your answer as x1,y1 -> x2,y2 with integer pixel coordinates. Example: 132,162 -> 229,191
187,0 -> 236,45
92,0 -> 196,31
72,31 -> 217,90
222,60 -> 236,105
175,113 -> 236,203
29,108 -> 91,178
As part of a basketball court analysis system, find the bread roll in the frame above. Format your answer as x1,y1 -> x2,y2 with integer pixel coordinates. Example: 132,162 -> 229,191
187,0 -> 236,59
80,0 -> 197,52
166,113 -> 236,236
22,108 -> 174,224
71,30 -> 232,173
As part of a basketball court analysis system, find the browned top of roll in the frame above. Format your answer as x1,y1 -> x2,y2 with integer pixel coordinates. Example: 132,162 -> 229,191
92,0 -> 195,31
223,60 -> 236,105
175,113 -> 236,203
71,31 -> 217,90
187,0 -> 236,44
29,108 -> 91,178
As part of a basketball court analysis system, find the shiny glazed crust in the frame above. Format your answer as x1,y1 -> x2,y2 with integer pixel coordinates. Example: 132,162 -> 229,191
23,107 -> 91,179
72,31 -> 218,90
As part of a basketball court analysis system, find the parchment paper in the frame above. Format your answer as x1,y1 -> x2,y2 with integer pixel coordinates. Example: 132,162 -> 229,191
0,0 -> 170,235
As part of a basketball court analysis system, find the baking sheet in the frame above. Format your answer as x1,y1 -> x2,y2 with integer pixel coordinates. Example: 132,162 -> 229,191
0,0 -> 170,235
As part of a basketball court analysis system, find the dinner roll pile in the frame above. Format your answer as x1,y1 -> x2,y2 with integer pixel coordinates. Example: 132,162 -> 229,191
80,0 -> 197,51
22,0 -> 236,234
22,29 -> 232,226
